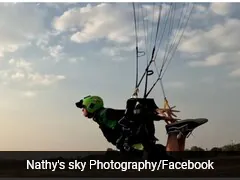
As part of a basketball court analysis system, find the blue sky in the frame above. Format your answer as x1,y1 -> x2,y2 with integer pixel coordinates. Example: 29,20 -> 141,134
0,2 -> 239,151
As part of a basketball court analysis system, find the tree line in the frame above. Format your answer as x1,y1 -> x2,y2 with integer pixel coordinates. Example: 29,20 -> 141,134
185,143 -> 240,151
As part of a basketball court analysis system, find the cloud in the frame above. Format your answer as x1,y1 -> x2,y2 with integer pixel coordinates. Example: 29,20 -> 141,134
101,47 -> 129,62
69,57 -> 85,63
0,45 -> 20,57
53,3 -> 193,46
210,3 -> 232,16
229,68 -> 240,78
178,13 -> 240,78
22,91 -> 37,98
100,40 -> 145,62
101,40 -> 143,55
142,3 -> 171,22
53,3 -> 135,44
48,45 -> 65,59
191,3 -> 234,24
188,52 -> 239,67
0,58 -> 33,83
27,73 -> 66,86
0,58 -> 66,93
101,47 -> 121,57
179,18 -> 240,54
0,3 -> 47,57
11,71 -> 25,81
52,3 -> 195,65
35,31 -> 61,49
34,31 -> 69,63
9,58 -> 33,72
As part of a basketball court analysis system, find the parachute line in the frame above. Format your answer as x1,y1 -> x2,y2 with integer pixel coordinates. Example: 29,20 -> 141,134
146,3 -> 194,97
143,4 -> 162,98
132,2 -> 139,90
131,3 -> 194,101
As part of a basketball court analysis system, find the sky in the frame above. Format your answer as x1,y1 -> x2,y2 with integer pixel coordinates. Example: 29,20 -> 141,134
0,2 -> 239,151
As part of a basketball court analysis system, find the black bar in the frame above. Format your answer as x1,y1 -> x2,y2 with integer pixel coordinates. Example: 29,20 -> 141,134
0,151 -> 239,177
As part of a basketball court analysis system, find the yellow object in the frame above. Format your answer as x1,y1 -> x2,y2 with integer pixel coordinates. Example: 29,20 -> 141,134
132,143 -> 144,151
164,97 -> 170,110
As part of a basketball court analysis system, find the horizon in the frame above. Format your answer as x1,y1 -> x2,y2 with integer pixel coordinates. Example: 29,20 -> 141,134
0,2 -> 239,151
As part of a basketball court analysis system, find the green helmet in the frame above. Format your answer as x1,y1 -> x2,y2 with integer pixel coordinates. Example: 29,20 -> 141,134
76,95 -> 104,114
